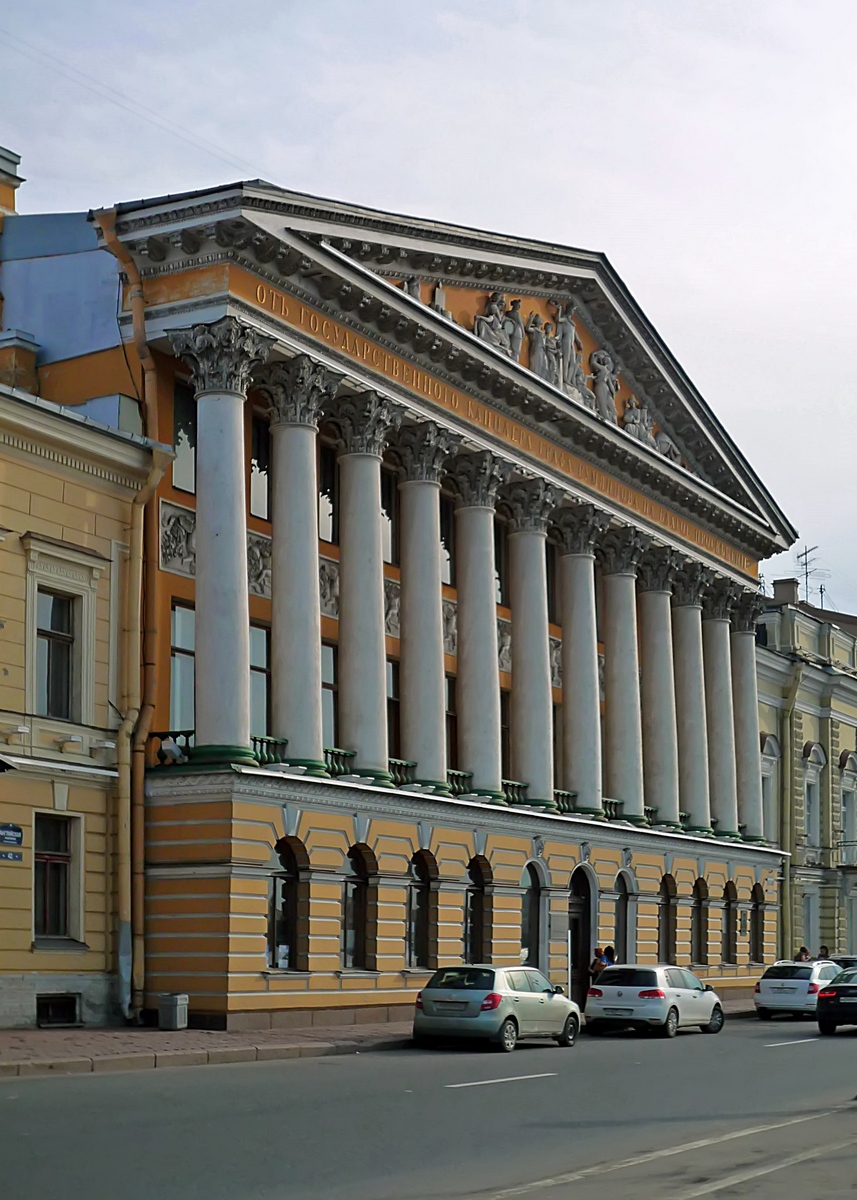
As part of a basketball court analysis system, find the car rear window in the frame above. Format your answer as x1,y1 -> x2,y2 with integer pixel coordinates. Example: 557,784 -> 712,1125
427,968 -> 495,990
833,969 -> 857,984
598,968 -> 658,987
762,965 -> 811,980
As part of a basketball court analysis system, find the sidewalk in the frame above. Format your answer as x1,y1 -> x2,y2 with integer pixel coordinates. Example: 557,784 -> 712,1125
0,997 -> 756,1078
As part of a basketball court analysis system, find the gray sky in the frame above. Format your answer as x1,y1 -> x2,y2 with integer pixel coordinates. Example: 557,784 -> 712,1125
3,0 -> 855,606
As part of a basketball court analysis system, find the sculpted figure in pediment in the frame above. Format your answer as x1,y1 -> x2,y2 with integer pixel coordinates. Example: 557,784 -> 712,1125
551,300 -> 597,408
544,322 -> 563,388
474,292 -> 513,355
503,298 -> 526,362
622,395 -> 658,449
526,312 -> 549,380
590,349 -> 620,424
656,429 -> 682,463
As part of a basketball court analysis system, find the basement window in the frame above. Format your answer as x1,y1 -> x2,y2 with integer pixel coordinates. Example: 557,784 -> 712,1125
36,993 -> 81,1027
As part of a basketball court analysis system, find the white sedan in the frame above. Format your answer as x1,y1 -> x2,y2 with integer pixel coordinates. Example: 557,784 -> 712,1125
585,964 -> 724,1037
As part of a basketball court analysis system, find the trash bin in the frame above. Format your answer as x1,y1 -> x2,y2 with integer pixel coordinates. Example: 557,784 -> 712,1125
158,992 -> 188,1031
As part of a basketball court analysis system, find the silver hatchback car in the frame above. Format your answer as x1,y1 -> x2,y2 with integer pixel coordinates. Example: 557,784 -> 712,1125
413,964 -> 581,1052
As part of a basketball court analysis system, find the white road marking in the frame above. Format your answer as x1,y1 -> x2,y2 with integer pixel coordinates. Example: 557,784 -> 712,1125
764,1037 -> 818,1047
483,1111 -> 833,1198
671,1135 -> 857,1198
445,1072 -> 557,1089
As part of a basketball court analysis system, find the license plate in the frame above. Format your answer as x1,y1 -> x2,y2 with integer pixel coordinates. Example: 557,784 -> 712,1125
772,987 -> 796,993
437,1001 -> 466,1013
839,996 -> 857,1004
604,1007 -> 633,1016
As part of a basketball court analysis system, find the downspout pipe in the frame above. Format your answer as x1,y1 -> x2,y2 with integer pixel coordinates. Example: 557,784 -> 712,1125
780,662 -> 804,959
92,208 -> 163,1020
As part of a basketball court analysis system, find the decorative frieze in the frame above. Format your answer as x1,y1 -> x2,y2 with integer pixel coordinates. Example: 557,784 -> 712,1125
168,315 -> 272,396
160,500 -> 270,596
442,598 -> 457,654
247,532 -> 272,598
319,558 -> 340,618
497,618 -> 512,673
384,577 -> 401,636
550,636 -> 562,688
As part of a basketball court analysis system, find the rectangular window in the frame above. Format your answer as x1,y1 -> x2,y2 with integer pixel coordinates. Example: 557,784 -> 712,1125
34,815 -> 72,938
318,444 -> 339,544
36,590 -> 74,720
387,660 -> 400,759
172,384 -> 196,493
494,516 -> 509,607
440,494 -> 456,586
805,779 -> 820,847
500,689 -> 511,780
445,675 -> 457,770
170,605 -> 195,731
321,642 -> 338,749
546,541 -> 559,625
250,414 -> 271,520
762,772 -> 775,843
380,465 -> 400,566
250,625 -> 270,736
843,790 -> 856,865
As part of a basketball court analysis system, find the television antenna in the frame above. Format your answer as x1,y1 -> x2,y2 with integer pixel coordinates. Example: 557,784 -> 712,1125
794,545 -> 830,604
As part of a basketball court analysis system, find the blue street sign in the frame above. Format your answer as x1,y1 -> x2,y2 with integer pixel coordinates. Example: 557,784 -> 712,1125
0,824 -> 23,847
0,850 -> 22,862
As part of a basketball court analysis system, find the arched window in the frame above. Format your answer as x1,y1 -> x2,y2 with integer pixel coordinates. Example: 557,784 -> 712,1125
722,881 -> 738,964
750,883 -> 765,964
342,844 -> 377,970
614,873 -> 630,963
658,875 -> 677,964
521,864 -> 542,968
464,856 -> 493,964
691,879 -> 709,966
268,837 -> 309,971
407,850 -> 437,970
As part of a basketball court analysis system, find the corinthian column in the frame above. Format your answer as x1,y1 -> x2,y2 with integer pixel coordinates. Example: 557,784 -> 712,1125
555,504 -> 610,815
703,580 -> 740,839
731,590 -> 766,841
598,526 -> 651,824
169,316 -> 272,763
638,549 -> 681,828
396,422 -> 461,792
505,479 -> 561,810
255,355 -> 340,776
334,392 -> 401,786
672,562 -> 713,834
449,451 -> 512,801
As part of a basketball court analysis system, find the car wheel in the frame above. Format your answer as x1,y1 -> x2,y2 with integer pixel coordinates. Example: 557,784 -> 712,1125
757,1008 -> 773,1021
818,1020 -> 838,1036
496,1017 -> 518,1053
556,1014 -> 579,1047
700,1005 -> 724,1034
659,1007 -> 679,1039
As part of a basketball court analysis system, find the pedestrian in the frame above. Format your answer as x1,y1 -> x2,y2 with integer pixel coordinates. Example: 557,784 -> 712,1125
603,945 -> 616,966
590,946 -> 607,983
818,945 -> 831,960
794,946 -> 811,962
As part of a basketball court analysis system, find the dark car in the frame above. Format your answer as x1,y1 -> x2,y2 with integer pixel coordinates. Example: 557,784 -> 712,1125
830,955 -> 857,971
816,967 -> 857,1034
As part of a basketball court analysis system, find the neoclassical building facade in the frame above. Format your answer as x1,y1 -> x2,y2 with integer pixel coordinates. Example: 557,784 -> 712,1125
50,180 -> 793,1026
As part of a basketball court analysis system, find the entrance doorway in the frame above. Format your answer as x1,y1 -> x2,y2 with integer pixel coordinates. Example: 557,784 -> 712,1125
569,868 -> 592,1008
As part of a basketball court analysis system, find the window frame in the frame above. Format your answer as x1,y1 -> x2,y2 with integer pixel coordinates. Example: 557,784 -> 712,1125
249,623 -> 270,737
321,642 -> 339,750
249,410 -> 271,520
439,492 -> 456,586
318,442 -> 340,545
35,590 -> 75,721
33,811 -> 83,945
169,603 -> 196,732
380,461 -> 400,566
172,382 -> 197,494
386,659 -> 401,759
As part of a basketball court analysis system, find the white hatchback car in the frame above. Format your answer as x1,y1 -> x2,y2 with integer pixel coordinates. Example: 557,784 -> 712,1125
585,964 -> 724,1037
754,960 -> 841,1019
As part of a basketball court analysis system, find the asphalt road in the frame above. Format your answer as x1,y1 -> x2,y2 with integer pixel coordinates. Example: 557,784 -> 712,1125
2,1018 -> 856,1200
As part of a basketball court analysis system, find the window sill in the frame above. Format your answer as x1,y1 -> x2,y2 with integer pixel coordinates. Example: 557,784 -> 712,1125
400,968 -> 433,976
32,937 -> 90,953
335,969 -> 381,978
263,968 -> 311,977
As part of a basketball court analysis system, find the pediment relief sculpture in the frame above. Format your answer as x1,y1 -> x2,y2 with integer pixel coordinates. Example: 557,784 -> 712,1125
589,349 -> 620,425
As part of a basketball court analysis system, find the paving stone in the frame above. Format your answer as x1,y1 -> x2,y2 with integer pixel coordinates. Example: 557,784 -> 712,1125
155,1050 -> 209,1069
298,1042 -> 335,1058
0,1062 -> 21,1077
91,1053 -> 156,1072
255,1044 -> 301,1061
206,1046 -> 258,1065
19,1057 -> 93,1075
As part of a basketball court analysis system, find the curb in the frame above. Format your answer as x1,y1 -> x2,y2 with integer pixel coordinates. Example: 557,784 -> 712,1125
0,1035 -> 413,1079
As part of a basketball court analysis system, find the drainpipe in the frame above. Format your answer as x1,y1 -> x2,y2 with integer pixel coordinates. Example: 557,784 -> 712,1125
780,662 -> 804,958
92,208 -> 163,1020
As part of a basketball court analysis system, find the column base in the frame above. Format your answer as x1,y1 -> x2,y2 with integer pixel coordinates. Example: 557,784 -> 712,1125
655,821 -> 683,831
624,814 -> 650,827
686,825 -> 715,836
572,806 -> 607,820
415,778 -> 452,796
715,829 -> 743,841
351,768 -> 395,788
525,797 -> 559,813
741,833 -> 767,843
190,744 -> 257,768
284,758 -> 330,778
470,788 -> 507,805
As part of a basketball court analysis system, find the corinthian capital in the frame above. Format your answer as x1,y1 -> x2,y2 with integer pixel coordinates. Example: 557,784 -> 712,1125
672,560 -> 714,607
396,421 -> 462,482
596,526 -> 652,576
703,577 -> 740,621
168,316 -> 272,396
637,547 -> 682,593
729,588 -> 764,632
254,354 -> 341,428
333,391 -> 402,456
503,479 -> 561,534
448,451 -> 513,509
553,503 -> 610,556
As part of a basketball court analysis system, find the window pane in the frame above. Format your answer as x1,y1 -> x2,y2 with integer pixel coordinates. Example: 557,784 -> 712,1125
36,635 -> 49,717
322,688 -> 336,749
440,496 -> 455,586
37,591 -> 71,634
380,467 -> 399,566
170,650 -> 195,729
47,639 -> 72,719
386,661 -> 398,699
171,606 -> 195,652
34,859 -> 47,935
321,643 -> 336,686
36,816 -> 70,854
250,415 -> 271,520
249,625 -> 268,669
250,669 -> 268,736
318,446 -> 338,544
172,385 -> 197,493
46,861 -> 69,936
494,518 -> 508,606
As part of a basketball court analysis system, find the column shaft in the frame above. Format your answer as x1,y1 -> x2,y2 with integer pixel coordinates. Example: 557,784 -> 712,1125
732,628 -> 765,840
455,504 -> 503,798
509,528 -> 554,808
399,479 -> 447,789
338,452 -> 391,783
639,587 -> 681,827
703,615 -> 740,837
559,552 -> 602,814
672,603 -> 712,832
270,423 -> 325,771
603,571 -> 646,822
